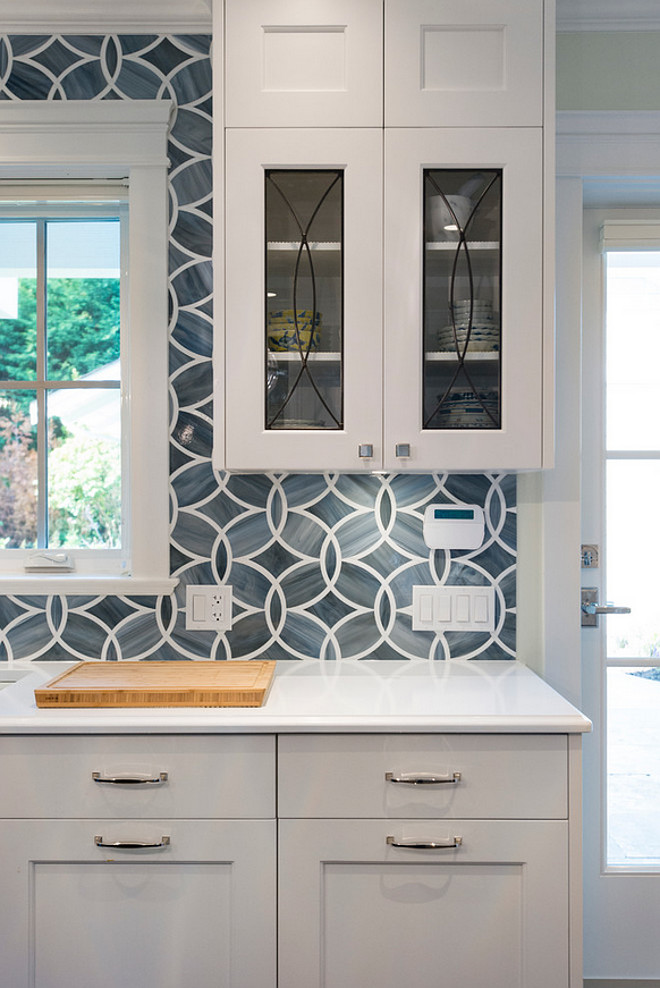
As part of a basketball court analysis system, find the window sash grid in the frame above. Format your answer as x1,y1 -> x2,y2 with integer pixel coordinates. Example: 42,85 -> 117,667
35,218 -> 47,547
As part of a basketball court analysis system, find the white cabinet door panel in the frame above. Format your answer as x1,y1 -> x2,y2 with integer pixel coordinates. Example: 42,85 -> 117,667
225,128 -> 383,472
226,0 -> 383,127
279,818 -> 568,988
0,819 -> 276,988
385,0 -> 544,127
384,127 -> 543,471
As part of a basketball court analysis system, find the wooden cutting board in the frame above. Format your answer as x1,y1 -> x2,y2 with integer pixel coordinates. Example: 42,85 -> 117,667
34,660 -> 276,708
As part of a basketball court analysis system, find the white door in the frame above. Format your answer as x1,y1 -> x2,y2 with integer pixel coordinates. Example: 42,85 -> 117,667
279,818 -> 569,988
225,127 -> 383,472
581,205 -> 660,978
0,819 -> 276,988
384,126 -> 544,471
384,0 -> 544,128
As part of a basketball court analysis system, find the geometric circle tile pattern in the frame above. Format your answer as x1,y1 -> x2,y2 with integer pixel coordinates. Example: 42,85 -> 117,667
0,34 -> 515,663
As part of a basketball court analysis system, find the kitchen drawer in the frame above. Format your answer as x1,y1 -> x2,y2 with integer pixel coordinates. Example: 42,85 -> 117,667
0,735 -> 275,819
278,734 -> 567,819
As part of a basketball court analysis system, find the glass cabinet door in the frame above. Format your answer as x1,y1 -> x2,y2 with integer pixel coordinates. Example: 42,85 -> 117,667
265,170 -> 343,432
384,127 -> 543,471
225,128 -> 382,472
423,168 -> 502,432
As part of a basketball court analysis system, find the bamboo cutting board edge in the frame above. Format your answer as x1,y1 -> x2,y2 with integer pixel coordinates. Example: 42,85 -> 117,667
34,660 -> 276,708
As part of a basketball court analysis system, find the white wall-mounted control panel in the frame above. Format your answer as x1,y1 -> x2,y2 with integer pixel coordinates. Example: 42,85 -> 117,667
422,504 -> 485,550
412,585 -> 495,633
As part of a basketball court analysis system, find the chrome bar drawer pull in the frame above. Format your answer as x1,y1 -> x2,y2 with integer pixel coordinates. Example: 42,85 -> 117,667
92,772 -> 169,786
94,835 -> 171,849
385,771 -> 461,785
387,835 -> 463,850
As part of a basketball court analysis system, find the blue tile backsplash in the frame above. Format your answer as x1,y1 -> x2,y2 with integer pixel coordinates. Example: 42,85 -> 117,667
0,34 -> 516,663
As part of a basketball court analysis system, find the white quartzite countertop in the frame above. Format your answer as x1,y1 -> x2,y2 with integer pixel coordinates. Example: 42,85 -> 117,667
0,660 -> 591,734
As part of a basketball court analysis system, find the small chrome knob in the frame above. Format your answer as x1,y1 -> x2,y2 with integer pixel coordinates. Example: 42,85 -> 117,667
395,443 -> 411,458
358,444 -> 374,458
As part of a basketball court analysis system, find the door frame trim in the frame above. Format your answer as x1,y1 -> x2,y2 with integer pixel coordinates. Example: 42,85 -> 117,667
518,110 -> 660,702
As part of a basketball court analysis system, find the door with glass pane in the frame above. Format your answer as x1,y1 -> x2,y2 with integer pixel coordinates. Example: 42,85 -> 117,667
225,129 -> 382,472
384,127 -> 544,471
582,208 -> 660,978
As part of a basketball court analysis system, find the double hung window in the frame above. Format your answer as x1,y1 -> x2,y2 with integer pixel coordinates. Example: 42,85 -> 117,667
0,195 -> 126,566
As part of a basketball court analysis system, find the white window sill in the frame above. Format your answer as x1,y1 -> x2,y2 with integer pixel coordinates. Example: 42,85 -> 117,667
0,575 -> 179,596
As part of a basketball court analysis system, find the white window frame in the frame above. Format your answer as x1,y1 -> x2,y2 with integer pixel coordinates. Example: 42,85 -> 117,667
0,101 -> 176,595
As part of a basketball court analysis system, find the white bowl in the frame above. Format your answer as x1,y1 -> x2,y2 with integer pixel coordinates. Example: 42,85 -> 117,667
428,195 -> 473,238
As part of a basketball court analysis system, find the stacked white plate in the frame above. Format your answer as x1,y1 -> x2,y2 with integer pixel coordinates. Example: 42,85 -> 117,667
437,323 -> 500,352
435,389 -> 500,428
440,298 -> 500,352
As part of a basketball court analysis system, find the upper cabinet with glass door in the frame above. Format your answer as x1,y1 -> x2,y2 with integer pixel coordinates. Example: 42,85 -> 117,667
224,128 -> 383,472
219,0 -> 553,472
384,127 -> 544,471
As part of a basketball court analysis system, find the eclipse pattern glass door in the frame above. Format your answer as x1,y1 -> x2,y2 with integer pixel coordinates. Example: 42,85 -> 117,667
423,168 -> 502,430
265,170 -> 343,431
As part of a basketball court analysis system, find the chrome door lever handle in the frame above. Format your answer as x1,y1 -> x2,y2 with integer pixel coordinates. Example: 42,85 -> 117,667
581,587 -> 631,627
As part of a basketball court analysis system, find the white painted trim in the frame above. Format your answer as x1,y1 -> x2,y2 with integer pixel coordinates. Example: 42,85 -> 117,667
0,101 -> 176,591
0,576 -> 178,595
557,0 -> 660,32
0,101 -> 172,175
0,0 -> 211,33
557,111 -> 660,177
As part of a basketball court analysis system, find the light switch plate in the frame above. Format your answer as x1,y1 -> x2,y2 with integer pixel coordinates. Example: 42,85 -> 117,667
412,585 -> 495,633
185,585 -> 233,631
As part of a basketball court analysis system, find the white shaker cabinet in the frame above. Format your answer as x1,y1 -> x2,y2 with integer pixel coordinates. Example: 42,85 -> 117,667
384,127 -> 544,471
0,726 -> 582,988
384,0 -> 545,127
0,735 -> 276,988
216,0 -> 553,472
224,0 -> 383,128
225,127 -> 383,472
278,733 -> 573,988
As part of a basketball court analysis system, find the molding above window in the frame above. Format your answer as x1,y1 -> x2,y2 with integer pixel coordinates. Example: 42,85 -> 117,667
0,102 -> 172,178
0,0 -> 211,33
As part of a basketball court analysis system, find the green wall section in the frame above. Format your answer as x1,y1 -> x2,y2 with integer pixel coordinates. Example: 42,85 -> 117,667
557,31 -> 660,110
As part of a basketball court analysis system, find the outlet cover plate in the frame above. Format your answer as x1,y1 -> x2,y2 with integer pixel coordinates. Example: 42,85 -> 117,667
185,585 -> 233,631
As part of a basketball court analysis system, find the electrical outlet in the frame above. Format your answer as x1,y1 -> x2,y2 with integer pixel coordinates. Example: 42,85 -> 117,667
185,585 -> 233,631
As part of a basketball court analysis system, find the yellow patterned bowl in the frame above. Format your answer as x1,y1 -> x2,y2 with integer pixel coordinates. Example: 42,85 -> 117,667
268,326 -> 321,352
269,309 -> 321,324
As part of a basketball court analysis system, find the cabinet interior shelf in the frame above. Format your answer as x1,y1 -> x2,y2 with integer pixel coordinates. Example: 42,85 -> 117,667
268,350 -> 340,362
426,351 -> 500,362
267,242 -> 341,251
425,241 -> 499,251
268,351 -> 499,363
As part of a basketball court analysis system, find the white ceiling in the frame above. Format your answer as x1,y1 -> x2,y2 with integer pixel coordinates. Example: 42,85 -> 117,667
0,0 -> 658,34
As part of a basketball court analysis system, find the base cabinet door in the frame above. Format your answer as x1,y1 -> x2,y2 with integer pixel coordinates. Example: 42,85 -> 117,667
0,819 -> 276,988
279,818 -> 569,988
